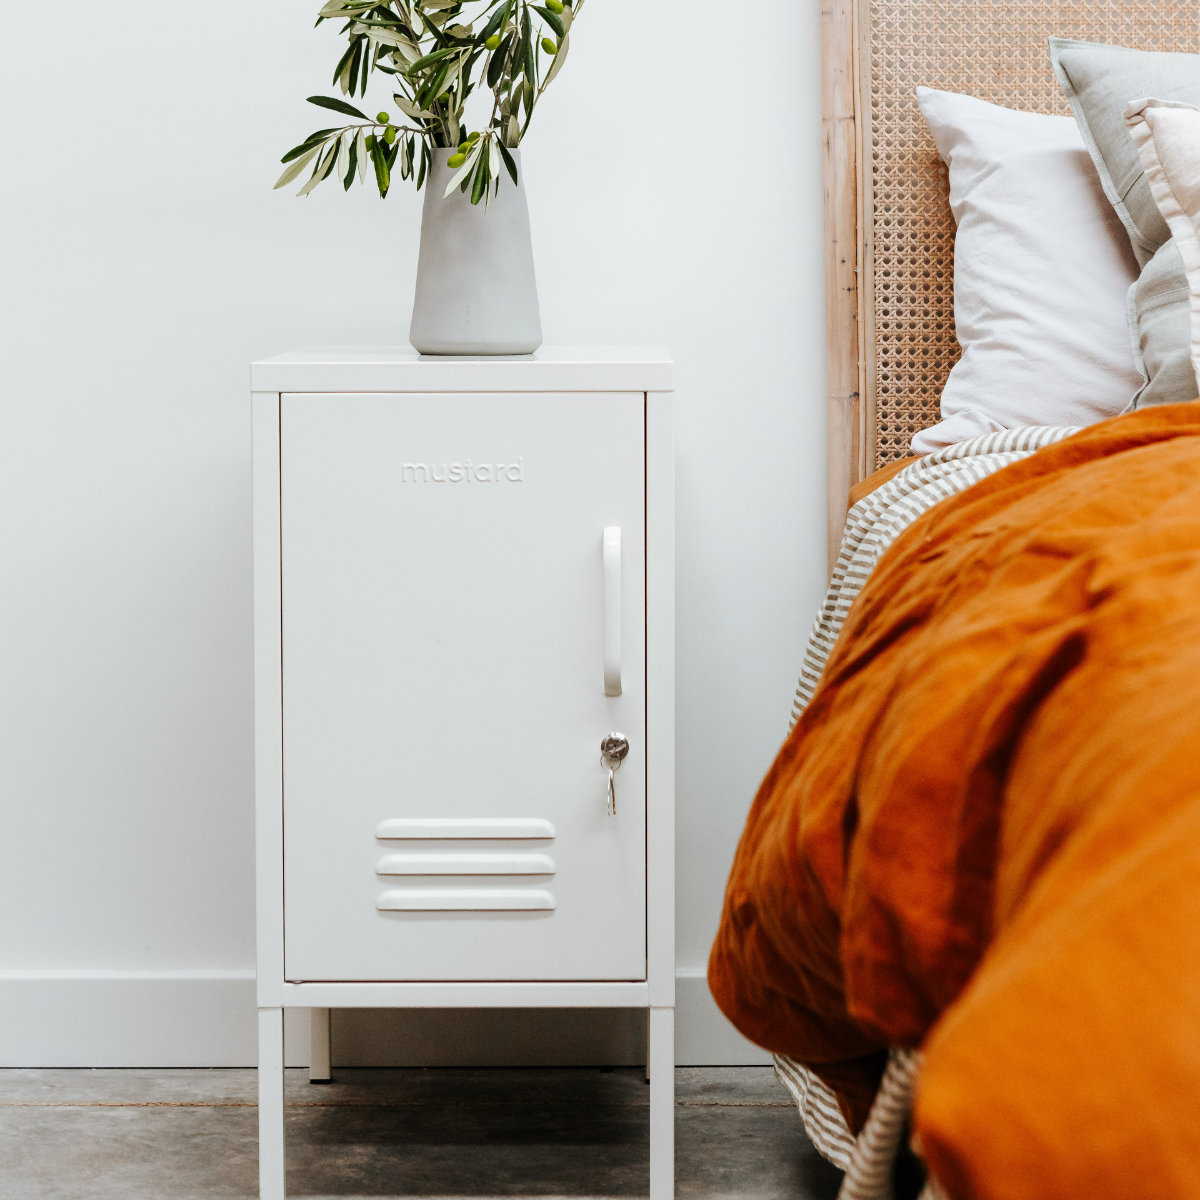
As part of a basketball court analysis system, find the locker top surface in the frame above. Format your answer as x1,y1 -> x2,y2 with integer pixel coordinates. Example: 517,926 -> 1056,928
251,345 -> 674,395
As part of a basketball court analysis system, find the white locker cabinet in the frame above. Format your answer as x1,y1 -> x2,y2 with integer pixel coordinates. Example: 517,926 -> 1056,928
252,348 -> 675,1200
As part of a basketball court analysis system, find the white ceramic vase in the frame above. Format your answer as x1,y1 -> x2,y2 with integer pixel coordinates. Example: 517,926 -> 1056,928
409,147 -> 542,356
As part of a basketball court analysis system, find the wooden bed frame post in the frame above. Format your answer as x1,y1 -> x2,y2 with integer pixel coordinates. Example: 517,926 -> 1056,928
823,0 -> 868,573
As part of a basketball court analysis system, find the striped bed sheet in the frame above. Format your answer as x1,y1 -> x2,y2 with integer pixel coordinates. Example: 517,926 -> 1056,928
774,425 -> 1080,1198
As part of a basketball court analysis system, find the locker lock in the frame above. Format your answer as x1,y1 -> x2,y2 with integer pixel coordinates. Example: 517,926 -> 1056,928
600,734 -> 629,817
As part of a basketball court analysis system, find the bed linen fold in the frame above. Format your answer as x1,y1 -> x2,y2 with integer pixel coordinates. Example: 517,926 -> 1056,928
775,425 -> 1080,1173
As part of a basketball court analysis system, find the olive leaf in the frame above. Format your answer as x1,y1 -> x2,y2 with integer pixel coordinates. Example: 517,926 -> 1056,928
442,52 -> 465,103
393,94 -> 434,119
486,31 -> 514,87
419,61 -> 449,107
297,140 -> 341,195
370,137 -> 391,196
443,140 -> 483,197
332,38 -> 358,86
350,15 -> 410,30
541,30 -> 568,87
496,139 -> 518,185
354,24 -> 413,48
356,126 -> 370,183
518,10 -> 534,82
406,45 -> 458,72
319,0 -> 374,16
281,128 -> 340,163
307,94 -> 371,120
470,150 -> 489,204
274,144 -> 322,189
531,5 -> 564,38
476,4 -> 506,45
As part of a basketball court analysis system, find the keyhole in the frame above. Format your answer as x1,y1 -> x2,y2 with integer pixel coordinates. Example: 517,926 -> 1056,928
601,733 -> 630,764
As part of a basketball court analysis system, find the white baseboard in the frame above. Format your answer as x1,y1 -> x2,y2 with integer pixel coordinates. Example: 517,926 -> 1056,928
1,970 -> 769,1068
673,969 -> 771,1065
0,972 -> 258,1068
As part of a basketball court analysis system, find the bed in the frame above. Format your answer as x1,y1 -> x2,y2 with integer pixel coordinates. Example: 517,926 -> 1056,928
711,3 -> 1200,1198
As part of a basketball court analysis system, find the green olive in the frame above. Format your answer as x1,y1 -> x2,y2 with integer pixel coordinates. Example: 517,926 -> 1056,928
485,33 -> 501,49
546,0 -> 564,11
466,131 -> 480,143
376,111 -> 390,123
365,134 -> 376,149
540,36 -> 557,55
447,152 -> 467,168
384,125 -> 396,144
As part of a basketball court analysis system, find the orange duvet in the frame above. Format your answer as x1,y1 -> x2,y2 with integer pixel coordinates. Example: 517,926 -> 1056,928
709,405 -> 1200,1198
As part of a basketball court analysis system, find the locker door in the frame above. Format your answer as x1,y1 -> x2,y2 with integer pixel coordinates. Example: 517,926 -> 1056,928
279,392 -> 646,981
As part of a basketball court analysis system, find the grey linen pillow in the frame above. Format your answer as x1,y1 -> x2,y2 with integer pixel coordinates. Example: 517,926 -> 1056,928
1129,240 -> 1195,407
1050,38 -> 1200,406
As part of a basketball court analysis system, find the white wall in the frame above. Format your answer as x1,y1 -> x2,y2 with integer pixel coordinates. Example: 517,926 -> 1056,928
0,0 -> 824,1066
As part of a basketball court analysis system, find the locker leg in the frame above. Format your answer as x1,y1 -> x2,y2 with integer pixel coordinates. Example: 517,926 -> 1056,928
258,1007 -> 286,1200
309,1008 -> 331,1083
648,1006 -> 674,1200
645,1008 -> 651,1082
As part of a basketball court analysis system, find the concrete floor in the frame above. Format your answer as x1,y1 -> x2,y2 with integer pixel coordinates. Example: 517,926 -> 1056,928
0,1066 -> 844,1200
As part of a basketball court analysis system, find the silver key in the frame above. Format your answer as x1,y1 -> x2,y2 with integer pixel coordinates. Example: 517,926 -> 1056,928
600,733 -> 630,816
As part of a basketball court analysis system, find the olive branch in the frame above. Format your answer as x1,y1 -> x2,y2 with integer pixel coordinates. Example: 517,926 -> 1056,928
275,0 -> 583,205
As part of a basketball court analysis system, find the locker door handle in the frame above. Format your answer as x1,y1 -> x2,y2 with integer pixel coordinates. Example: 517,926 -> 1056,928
603,526 -> 622,697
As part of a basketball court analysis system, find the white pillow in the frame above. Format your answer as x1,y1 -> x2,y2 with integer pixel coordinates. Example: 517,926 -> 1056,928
911,88 -> 1141,455
1125,97 -> 1200,400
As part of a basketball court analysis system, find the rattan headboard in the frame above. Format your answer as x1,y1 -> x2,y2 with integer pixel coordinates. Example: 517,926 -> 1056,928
822,0 -> 1200,567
